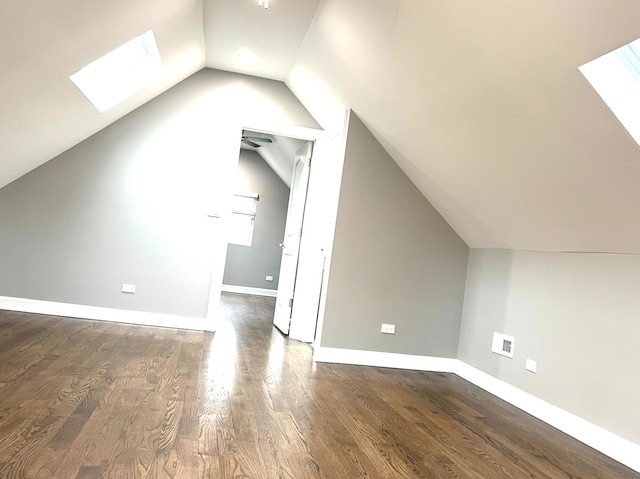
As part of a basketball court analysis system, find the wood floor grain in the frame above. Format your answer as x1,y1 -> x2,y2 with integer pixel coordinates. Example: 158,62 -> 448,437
0,295 -> 637,478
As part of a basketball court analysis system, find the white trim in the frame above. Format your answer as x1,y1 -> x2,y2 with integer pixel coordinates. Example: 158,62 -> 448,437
454,362 -> 640,473
312,110 -> 351,350
221,285 -> 278,297
0,296 -> 208,331
205,121 -> 324,329
313,346 -> 640,473
240,122 -> 323,142
313,346 -> 459,373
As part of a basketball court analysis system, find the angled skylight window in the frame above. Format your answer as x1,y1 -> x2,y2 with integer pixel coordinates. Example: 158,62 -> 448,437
69,30 -> 163,112
580,38 -> 640,146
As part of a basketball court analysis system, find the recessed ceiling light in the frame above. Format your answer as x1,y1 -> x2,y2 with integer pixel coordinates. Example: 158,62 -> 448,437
580,38 -> 640,146
69,30 -> 163,113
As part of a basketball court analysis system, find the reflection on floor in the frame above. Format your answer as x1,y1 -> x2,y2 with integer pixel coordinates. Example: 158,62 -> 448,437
0,292 -> 636,478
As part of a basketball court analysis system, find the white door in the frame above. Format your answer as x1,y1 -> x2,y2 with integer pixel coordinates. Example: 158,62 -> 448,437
288,113 -> 349,342
273,146 -> 312,335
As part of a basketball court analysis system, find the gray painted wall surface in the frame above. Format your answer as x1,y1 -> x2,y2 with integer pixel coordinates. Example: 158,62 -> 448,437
319,113 -> 469,358
223,150 -> 289,290
458,248 -> 640,444
0,68 -> 318,317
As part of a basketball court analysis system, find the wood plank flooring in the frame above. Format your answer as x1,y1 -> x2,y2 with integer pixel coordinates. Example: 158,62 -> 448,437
0,292 -> 637,478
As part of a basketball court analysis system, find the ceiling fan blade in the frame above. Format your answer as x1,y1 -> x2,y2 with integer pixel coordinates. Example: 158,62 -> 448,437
243,138 -> 261,148
243,136 -> 273,143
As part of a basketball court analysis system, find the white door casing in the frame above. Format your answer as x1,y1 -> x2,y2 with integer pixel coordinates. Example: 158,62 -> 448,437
289,111 -> 350,343
205,111 -> 350,341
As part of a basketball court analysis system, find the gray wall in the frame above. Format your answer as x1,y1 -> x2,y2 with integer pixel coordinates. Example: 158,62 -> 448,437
319,113 -> 469,357
223,150 -> 290,290
0,68 -> 318,317
459,248 -> 640,444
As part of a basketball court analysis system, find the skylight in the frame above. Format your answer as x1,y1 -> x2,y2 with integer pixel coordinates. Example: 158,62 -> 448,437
580,38 -> 640,146
69,30 -> 163,113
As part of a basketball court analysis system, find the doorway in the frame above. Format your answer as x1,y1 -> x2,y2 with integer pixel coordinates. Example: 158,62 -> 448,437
220,129 -> 314,338
207,111 -> 349,343
221,131 -> 295,297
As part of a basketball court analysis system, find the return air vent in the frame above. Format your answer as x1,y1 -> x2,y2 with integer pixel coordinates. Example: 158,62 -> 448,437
491,332 -> 515,359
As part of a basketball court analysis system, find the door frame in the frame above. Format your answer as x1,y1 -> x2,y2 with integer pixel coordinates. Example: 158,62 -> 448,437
205,111 -> 350,346
292,112 -> 350,345
204,121 -> 324,332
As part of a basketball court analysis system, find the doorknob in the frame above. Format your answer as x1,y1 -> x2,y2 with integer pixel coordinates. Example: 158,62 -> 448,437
280,242 -> 285,248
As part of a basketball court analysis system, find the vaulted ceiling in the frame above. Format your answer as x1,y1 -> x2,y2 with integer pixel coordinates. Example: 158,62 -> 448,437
3,0 -> 640,253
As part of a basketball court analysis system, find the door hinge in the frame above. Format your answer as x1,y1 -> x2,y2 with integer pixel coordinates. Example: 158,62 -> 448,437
298,227 -> 303,237
306,157 -> 311,167
289,298 -> 294,308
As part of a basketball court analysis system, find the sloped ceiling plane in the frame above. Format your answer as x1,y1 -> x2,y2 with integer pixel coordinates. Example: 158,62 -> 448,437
3,0 -> 640,253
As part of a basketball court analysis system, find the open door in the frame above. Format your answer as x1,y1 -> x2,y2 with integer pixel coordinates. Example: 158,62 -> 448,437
218,111 -> 349,341
273,145 -> 313,335
288,112 -> 349,343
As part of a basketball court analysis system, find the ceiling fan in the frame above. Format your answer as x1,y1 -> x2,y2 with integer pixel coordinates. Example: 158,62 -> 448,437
241,134 -> 273,148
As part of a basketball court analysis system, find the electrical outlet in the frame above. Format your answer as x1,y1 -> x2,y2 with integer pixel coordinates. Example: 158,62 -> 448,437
121,283 -> 136,294
491,332 -> 515,358
265,275 -> 274,282
526,359 -> 537,373
381,324 -> 396,334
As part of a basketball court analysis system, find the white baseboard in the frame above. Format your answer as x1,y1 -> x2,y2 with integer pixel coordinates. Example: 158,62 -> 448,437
221,285 -> 278,297
454,362 -> 640,473
313,346 -> 459,373
313,346 -> 640,474
0,296 -> 210,331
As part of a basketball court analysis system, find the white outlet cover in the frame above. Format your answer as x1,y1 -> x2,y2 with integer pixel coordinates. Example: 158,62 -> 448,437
265,275 -> 274,281
381,324 -> 396,334
491,332 -> 515,358
121,283 -> 136,294
526,359 -> 538,373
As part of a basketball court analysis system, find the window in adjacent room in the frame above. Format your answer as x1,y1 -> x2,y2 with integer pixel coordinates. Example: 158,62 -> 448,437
69,30 -> 163,112
580,37 -> 640,146
228,193 -> 259,246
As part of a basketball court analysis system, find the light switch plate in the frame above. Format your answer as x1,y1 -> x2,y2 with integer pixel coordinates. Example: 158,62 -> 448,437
526,359 -> 537,373
121,283 -> 136,294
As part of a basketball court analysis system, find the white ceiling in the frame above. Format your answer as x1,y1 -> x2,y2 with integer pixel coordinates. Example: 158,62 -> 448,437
3,0 -> 640,253
0,0 -> 205,191
204,0 -> 320,80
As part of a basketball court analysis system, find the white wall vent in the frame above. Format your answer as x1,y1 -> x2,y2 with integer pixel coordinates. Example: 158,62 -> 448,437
492,332 -> 515,358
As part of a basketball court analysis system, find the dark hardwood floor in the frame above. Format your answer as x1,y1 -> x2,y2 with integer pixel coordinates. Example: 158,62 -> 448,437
0,293 -> 637,478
